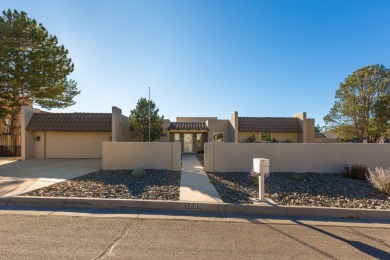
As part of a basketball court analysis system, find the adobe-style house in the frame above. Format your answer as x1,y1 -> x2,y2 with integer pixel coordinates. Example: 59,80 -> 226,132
21,105 -> 336,159
160,112 -> 336,153
21,106 -> 130,159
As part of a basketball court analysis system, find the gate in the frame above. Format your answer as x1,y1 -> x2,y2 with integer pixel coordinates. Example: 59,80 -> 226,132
0,134 -> 21,157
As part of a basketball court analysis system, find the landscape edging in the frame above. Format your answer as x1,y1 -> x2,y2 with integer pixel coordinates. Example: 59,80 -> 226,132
0,196 -> 389,220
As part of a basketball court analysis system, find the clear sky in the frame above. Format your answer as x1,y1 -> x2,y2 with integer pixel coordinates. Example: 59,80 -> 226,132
1,0 -> 389,125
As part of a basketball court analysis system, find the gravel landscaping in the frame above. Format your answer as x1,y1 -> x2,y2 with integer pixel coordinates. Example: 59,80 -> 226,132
23,169 -> 181,200
207,172 -> 390,209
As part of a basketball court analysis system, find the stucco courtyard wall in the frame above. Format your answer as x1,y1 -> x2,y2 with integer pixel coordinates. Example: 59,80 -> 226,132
102,142 -> 181,171
204,143 -> 390,173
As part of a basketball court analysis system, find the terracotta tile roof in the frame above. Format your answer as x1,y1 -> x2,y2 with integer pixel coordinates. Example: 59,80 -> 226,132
238,117 -> 302,132
168,122 -> 208,131
26,113 -> 112,131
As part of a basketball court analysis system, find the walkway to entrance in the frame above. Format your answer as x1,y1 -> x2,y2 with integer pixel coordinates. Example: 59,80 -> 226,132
180,154 -> 222,202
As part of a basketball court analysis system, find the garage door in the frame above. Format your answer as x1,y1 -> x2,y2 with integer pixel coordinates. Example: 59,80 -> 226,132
45,131 -> 111,158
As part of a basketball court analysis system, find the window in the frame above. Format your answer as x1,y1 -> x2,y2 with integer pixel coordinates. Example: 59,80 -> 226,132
196,133 -> 202,148
174,133 -> 180,142
261,132 -> 271,142
213,132 -> 224,142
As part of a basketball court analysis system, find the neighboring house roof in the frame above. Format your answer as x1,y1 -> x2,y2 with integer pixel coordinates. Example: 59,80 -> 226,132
26,113 -> 112,131
315,131 -> 326,138
323,130 -> 340,139
168,122 -> 209,131
238,117 -> 303,132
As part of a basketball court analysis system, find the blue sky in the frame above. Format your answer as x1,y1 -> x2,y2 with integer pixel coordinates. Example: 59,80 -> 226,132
1,1 -> 389,125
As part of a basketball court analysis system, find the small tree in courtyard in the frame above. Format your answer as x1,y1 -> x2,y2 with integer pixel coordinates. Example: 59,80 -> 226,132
129,97 -> 164,142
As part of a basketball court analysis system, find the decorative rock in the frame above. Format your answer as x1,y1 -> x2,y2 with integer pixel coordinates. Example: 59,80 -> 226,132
22,169 -> 181,201
207,171 -> 390,209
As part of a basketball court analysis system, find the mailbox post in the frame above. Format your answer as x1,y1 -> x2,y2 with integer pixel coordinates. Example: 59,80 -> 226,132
253,158 -> 270,200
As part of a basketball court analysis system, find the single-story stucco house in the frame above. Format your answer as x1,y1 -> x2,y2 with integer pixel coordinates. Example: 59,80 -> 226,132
158,111 -> 336,153
20,106 -> 336,160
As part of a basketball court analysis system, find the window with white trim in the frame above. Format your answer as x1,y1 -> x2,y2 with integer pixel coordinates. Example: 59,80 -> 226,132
213,132 -> 224,142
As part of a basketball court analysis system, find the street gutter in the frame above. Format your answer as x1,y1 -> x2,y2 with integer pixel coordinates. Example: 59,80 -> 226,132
0,196 -> 389,221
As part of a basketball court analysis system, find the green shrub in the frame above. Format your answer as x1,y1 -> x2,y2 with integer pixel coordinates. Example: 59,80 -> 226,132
291,173 -> 302,181
245,135 -> 257,143
248,170 -> 259,186
367,167 -> 390,195
132,167 -> 146,178
343,163 -> 369,180
271,138 -> 279,143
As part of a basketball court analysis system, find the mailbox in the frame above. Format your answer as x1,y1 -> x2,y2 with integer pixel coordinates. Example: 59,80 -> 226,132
253,158 -> 270,201
253,158 -> 270,174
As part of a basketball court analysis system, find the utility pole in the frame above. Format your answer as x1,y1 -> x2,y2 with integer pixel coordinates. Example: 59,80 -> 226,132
148,86 -> 151,142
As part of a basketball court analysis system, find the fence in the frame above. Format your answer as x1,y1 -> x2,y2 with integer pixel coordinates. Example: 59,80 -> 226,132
204,143 -> 390,173
0,134 -> 21,157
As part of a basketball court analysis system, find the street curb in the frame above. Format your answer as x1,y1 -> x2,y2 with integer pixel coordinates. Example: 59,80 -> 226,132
0,196 -> 389,220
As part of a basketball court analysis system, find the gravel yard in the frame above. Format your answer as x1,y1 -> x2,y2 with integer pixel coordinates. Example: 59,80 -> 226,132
207,172 -> 390,209
23,169 -> 181,200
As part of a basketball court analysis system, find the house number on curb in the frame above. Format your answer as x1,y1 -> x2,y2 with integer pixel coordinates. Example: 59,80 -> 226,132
185,203 -> 202,209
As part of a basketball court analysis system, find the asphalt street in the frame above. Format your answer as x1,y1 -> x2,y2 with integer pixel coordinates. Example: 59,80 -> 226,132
0,209 -> 389,259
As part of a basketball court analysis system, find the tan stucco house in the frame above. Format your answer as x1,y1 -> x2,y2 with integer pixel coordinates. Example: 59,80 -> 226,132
21,105 -> 336,159
159,111 -> 336,153
21,106 -> 130,159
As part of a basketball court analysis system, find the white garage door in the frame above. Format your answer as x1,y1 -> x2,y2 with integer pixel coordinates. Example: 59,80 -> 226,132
45,131 -> 111,158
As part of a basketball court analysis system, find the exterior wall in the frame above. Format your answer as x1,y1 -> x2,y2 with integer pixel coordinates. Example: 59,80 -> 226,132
271,132 -> 299,142
102,142 -> 181,171
238,132 -> 298,142
45,131 -> 111,158
204,143 -> 390,173
21,106 -> 42,160
314,137 -> 338,143
238,132 -> 261,142
206,119 -> 231,143
112,106 -> 131,142
176,117 -> 217,122
159,119 -> 171,142
306,118 -> 316,143
0,120 -> 7,134
34,131 -> 45,159
293,112 -> 306,142
229,111 -> 238,143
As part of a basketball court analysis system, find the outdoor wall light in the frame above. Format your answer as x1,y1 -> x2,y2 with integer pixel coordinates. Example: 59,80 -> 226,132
193,134 -> 196,137
180,134 -> 183,137
35,136 -> 41,141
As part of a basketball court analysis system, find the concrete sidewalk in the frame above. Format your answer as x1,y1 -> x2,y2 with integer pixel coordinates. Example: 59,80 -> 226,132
180,154 -> 222,202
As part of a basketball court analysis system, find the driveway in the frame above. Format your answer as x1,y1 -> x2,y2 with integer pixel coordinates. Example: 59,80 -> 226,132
0,159 -> 101,197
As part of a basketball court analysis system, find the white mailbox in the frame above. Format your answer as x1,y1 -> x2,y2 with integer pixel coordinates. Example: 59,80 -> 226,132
253,158 -> 270,200
253,158 -> 270,174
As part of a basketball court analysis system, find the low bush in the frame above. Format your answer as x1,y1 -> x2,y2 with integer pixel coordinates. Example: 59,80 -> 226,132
132,167 -> 146,178
343,163 -> 369,180
247,170 -> 270,186
367,167 -> 390,195
248,170 -> 258,186
245,135 -> 257,143
291,173 -> 302,181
